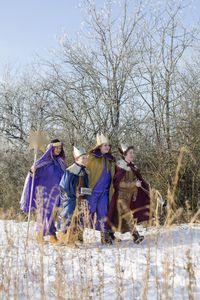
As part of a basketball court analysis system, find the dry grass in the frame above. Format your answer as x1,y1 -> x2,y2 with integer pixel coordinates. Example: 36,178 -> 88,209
0,146 -> 199,299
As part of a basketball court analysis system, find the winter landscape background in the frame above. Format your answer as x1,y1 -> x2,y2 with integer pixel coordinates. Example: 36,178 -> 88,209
0,1 -> 200,299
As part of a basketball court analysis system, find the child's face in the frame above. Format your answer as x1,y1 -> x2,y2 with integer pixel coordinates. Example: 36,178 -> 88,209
53,146 -> 62,156
76,154 -> 87,166
125,149 -> 135,162
100,143 -> 110,154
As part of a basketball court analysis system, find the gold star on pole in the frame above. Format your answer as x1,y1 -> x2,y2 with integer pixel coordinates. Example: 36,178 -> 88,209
28,130 -> 49,152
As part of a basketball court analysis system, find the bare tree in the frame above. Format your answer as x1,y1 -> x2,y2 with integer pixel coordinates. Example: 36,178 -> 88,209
38,0 -> 144,147
131,1 -> 198,153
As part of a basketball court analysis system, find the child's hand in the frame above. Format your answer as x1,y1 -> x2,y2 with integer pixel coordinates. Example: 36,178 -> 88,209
135,180 -> 142,187
30,164 -> 36,173
76,191 -> 81,199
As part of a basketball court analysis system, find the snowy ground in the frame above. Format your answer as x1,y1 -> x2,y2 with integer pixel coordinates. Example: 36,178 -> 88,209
0,220 -> 199,300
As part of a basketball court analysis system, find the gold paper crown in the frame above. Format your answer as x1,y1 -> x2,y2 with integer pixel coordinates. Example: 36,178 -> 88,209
47,142 -> 62,150
51,142 -> 62,147
96,133 -> 109,147
73,146 -> 86,159
47,142 -> 62,149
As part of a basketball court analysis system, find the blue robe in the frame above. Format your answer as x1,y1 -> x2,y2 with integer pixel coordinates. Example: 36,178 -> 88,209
87,150 -> 114,232
59,163 -> 89,232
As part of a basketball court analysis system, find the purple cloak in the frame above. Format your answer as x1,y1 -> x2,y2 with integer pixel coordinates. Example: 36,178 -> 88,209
20,144 -> 66,235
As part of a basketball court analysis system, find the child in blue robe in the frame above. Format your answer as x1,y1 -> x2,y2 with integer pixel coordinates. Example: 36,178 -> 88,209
59,146 -> 89,243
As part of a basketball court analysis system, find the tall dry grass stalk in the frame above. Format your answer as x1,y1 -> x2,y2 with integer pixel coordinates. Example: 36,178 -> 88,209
185,250 -> 196,300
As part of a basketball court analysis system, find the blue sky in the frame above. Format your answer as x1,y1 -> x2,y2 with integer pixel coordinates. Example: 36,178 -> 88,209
0,0 -> 199,69
0,0 -> 83,67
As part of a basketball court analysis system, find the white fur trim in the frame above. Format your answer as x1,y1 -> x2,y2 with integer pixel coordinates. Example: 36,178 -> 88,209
67,163 -> 89,176
117,159 -> 131,171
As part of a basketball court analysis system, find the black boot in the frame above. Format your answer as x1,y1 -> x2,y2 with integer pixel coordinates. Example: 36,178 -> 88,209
132,231 -> 144,244
101,232 -> 113,245
108,231 -> 122,242
109,231 -> 116,241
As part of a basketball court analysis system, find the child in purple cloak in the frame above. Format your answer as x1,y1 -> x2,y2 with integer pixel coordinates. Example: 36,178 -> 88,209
20,139 -> 66,243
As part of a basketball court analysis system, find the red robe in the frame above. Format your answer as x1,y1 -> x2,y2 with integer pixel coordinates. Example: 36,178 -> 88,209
108,160 -> 150,229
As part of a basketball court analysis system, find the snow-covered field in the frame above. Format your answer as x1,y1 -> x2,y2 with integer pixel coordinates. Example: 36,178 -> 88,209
0,220 -> 199,300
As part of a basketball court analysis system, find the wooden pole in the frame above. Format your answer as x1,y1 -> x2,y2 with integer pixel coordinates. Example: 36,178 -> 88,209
25,147 -> 38,246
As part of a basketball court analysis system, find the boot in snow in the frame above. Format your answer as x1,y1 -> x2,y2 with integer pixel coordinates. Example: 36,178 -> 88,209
101,232 -> 113,245
108,231 -> 122,242
132,231 -> 144,244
